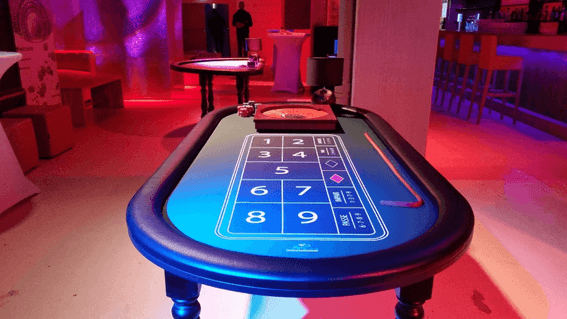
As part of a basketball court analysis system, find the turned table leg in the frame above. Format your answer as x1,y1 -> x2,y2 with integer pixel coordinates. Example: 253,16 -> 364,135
165,271 -> 202,319
236,75 -> 244,104
198,74 -> 208,117
206,74 -> 214,113
394,277 -> 434,319
243,76 -> 250,103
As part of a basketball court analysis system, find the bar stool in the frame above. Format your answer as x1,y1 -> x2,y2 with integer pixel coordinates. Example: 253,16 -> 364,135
451,34 -> 480,115
432,33 -> 444,103
436,32 -> 459,108
468,35 -> 524,124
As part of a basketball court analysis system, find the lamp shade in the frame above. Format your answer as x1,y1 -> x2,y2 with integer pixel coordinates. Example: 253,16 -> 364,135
245,38 -> 262,51
306,57 -> 344,87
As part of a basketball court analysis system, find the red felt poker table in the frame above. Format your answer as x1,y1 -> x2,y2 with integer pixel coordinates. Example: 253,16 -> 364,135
126,102 -> 474,319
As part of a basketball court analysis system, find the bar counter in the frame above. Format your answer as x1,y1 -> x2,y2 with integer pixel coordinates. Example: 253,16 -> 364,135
439,31 -> 567,139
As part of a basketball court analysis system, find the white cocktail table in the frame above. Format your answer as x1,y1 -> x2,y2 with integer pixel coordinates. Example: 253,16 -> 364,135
269,32 -> 310,93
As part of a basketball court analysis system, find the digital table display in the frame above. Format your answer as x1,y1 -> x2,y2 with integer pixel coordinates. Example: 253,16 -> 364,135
216,134 -> 388,241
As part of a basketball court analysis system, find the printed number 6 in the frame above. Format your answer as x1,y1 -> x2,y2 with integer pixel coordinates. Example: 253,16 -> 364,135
246,211 -> 266,223
251,186 -> 268,196
275,166 -> 289,174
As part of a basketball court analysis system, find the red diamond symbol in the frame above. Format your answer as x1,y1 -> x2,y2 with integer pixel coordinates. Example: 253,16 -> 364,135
330,174 -> 344,183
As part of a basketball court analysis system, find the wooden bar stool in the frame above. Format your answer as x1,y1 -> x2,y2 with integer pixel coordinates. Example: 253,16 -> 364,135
433,33 -> 444,97
436,32 -> 459,108
468,35 -> 524,125
451,34 -> 480,115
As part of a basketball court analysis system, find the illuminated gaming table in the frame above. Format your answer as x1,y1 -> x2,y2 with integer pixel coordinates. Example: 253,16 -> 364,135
127,102 -> 474,319
171,58 -> 264,116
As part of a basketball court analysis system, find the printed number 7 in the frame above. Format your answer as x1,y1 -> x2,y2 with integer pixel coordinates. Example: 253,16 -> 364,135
296,186 -> 311,196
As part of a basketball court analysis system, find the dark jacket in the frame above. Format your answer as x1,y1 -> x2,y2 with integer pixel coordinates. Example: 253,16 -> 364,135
232,9 -> 253,39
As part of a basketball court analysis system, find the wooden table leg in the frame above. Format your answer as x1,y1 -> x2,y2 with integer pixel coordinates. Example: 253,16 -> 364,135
394,277 -> 434,319
236,75 -> 244,104
207,74 -> 214,112
198,74 -> 208,117
244,76 -> 250,103
165,271 -> 202,319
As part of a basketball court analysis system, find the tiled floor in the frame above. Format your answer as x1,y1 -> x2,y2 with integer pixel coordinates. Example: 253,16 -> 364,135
1,83 -> 565,318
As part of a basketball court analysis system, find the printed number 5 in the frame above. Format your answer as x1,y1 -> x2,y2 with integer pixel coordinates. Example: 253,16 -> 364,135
299,211 -> 318,224
275,166 -> 289,174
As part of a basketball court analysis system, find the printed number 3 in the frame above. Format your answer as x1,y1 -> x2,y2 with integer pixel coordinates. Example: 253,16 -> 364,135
246,211 -> 266,223
259,151 -> 271,158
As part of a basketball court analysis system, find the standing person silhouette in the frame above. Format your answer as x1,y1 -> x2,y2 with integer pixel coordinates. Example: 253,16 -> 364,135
207,9 -> 226,54
232,1 -> 253,57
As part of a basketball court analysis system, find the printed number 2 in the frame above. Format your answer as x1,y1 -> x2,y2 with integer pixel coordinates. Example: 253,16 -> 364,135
246,211 -> 266,223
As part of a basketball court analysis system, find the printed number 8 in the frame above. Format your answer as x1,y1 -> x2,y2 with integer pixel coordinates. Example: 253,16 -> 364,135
246,211 -> 266,223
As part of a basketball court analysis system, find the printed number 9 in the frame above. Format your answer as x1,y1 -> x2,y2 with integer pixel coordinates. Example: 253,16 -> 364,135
251,186 -> 268,196
298,211 -> 318,224
246,211 -> 266,223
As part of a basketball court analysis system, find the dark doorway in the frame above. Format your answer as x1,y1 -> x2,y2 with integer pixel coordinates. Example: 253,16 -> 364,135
182,4 -> 207,53
205,4 -> 230,57
182,3 -> 230,57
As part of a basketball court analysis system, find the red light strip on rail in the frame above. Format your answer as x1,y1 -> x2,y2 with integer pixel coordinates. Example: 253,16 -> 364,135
364,132 -> 424,208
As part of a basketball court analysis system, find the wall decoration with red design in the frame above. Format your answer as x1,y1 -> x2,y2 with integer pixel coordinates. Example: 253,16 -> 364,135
8,0 -> 61,106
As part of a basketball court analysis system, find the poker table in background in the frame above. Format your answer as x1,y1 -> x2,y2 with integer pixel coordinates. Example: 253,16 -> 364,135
170,58 -> 264,115
126,102 -> 474,319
